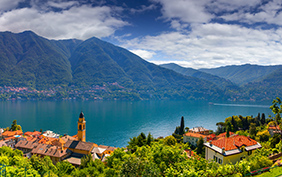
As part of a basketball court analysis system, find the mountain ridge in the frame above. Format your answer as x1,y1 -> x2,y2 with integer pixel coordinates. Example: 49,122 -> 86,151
0,31 -> 226,101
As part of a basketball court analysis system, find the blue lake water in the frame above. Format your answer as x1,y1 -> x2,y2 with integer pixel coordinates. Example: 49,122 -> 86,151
0,100 -> 273,147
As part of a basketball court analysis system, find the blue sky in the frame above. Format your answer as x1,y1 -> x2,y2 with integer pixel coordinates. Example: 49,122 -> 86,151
1,0 -> 282,69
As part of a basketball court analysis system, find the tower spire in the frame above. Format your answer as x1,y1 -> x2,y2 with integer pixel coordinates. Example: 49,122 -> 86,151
77,111 -> 86,142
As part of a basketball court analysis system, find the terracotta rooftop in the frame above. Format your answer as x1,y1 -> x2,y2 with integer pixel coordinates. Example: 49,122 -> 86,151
210,135 -> 258,151
15,140 -> 38,150
184,132 -> 208,138
31,144 -> 67,158
268,126 -> 281,130
61,135 -> 76,143
2,130 -> 23,137
64,140 -> 97,151
24,131 -> 41,137
217,132 -> 235,138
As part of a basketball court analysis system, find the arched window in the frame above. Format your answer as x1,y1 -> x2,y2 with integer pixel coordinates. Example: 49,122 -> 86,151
83,125 -> 85,129
79,125 -> 82,130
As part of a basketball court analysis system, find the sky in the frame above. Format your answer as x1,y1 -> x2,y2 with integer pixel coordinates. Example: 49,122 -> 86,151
1,0 -> 282,69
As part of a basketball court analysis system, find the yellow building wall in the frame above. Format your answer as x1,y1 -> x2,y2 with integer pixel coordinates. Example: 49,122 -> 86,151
205,147 -> 251,164
68,148 -> 91,155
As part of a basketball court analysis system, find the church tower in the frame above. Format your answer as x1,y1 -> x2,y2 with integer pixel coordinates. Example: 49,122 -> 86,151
77,111 -> 86,142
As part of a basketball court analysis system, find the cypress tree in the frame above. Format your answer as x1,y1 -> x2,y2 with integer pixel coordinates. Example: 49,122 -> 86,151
180,116 -> 185,135
261,113 -> 266,125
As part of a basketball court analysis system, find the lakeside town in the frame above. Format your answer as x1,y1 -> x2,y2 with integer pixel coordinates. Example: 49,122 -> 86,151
0,83 -> 128,101
1,98 -> 282,176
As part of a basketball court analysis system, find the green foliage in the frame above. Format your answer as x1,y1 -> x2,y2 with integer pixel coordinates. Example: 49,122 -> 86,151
55,160 -> 75,177
127,132 -> 154,152
10,119 -> 22,131
196,137 -> 204,156
163,136 -> 177,146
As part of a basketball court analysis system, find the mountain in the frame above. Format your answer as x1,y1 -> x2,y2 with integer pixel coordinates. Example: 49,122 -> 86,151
160,63 -> 236,90
241,68 -> 282,101
199,64 -> 282,86
0,31 -> 225,100
0,31 -> 80,88
69,37 -> 225,100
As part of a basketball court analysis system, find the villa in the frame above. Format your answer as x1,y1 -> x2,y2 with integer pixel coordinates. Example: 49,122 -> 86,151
183,132 -> 208,146
204,135 -> 261,164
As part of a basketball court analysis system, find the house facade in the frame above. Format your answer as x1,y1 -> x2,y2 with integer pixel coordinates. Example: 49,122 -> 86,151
204,135 -> 261,164
183,132 -> 207,146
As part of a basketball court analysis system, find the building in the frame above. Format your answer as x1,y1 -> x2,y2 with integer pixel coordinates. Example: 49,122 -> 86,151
204,135 -> 261,164
2,130 -> 23,140
183,132 -> 207,146
268,125 -> 281,137
43,130 -> 60,138
189,126 -> 210,135
77,111 -> 86,142
64,140 -> 98,166
31,144 -> 68,164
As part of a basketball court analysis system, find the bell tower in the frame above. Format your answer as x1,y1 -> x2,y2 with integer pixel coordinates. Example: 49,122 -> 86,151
77,111 -> 86,142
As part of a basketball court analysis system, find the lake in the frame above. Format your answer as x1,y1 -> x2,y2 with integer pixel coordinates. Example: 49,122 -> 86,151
0,100 -> 273,147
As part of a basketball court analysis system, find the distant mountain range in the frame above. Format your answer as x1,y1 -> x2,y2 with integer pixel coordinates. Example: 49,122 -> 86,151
161,63 -> 282,101
0,31 -> 226,101
0,31 -> 281,101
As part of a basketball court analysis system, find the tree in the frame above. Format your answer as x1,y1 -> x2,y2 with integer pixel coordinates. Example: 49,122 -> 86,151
231,116 -> 238,132
56,161 -> 75,176
216,122 -> 225,134
10,120 -> 21,131
226,122 -> 232,137
164,135 -> 177,146
146,132 -> 153,146
261,113 -> 266,125
249,123 -> 257,138
196,137 -> 204,156
270,97 -> 282,124
180,116 -> 185,135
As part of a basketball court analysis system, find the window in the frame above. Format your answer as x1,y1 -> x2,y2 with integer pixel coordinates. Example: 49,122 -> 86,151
248,150 -> 252,155
218,158 -> 222,164
79,125 -> 82,130
214,156 -> 218,162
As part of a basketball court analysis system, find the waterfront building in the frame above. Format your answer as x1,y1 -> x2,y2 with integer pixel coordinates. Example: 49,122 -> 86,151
189,126 -> 210,135
183,132 -> 208,146
204,135 -> 261,164
268,125 -> 281,137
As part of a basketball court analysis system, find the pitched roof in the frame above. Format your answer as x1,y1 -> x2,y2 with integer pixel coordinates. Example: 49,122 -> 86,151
24,131 -> 41,136
61,135 -> 76,143
209,135 -> 258,151
2,130 -> 23,137
31,144 -> 67,158
15,140 -> 38,150
184,132 -> 207,138
268,126 -> 281,130
64,140 -> 97,152
217,132 -> 235,138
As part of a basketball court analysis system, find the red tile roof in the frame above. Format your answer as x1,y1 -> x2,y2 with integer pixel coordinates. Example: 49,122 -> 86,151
268,126 -> 281,130
211,135 -> 258,151
24,131 -> 41,137
217,132 -> 234,138
2,130 -> 23,137
184,132 -> 207,138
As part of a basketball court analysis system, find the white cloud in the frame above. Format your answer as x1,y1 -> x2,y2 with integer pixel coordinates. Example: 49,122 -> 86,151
0,0 -> 24,12
122,23 -> 282,69
0,4 -> 128,40
130,49 -> 156,59
47,1 -> 79,9
153,0 -> 213,24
